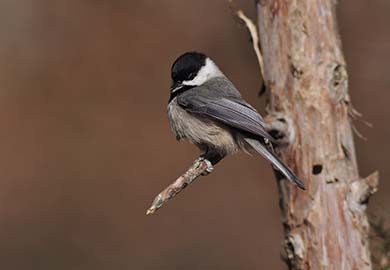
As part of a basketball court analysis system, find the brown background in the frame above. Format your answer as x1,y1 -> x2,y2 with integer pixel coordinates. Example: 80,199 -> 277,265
0,1 -> 388,269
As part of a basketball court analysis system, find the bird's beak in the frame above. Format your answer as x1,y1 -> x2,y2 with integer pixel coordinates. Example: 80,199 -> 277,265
171,81 -> 183,93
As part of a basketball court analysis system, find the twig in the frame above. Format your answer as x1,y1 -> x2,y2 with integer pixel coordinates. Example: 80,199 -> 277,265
352,123 -> 368,141
146,157 -> 213,215
348,103 -> 373,128
345,92 -> 372,141
230,2 -> 266,81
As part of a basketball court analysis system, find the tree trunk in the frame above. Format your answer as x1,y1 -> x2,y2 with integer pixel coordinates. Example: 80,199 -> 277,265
255,1 -> 378,269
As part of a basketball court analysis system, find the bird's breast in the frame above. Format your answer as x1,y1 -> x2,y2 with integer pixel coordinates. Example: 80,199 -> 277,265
167,98 -> 240,155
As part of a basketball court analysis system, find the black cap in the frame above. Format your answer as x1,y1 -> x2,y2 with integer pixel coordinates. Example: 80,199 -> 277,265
171,52 -> 207,83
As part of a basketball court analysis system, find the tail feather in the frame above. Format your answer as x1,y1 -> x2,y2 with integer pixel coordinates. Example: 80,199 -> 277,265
244,138 -> 305,190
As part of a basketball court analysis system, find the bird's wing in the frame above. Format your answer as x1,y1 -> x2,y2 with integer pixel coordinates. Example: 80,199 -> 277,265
177,93 -> 275,142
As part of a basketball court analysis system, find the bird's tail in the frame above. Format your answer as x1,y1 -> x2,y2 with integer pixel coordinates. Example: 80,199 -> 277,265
244,138 -> 305,190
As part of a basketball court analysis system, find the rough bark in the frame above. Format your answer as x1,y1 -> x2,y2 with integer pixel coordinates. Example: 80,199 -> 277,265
255,1 -> 378,269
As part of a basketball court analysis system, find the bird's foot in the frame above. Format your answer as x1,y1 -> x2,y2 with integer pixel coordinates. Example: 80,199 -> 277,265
194,157 -> 214,176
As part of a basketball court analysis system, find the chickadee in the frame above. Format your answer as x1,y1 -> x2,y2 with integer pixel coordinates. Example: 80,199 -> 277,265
167,52 -> 305,190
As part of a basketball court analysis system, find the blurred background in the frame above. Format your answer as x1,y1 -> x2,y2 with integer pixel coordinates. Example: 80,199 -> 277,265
0,0 -> 388,269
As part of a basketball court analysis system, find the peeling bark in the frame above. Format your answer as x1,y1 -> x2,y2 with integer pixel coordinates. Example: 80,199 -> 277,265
255,1 -> 378,269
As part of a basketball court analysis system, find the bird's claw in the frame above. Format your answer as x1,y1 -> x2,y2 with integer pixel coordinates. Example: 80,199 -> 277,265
194,157 -> 214,176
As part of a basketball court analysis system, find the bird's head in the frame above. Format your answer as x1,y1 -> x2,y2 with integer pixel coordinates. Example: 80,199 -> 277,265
170,52 -> 223,93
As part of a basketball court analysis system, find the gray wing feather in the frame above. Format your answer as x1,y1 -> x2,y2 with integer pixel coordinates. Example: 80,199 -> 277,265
177,94 -> 275,142
244,138 -> 305,189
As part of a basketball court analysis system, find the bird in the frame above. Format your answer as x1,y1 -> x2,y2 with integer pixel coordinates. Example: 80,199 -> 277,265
167,52 -> 305,190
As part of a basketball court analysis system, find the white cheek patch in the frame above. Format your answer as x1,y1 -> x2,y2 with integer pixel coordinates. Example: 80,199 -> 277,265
183,58 -> 223,86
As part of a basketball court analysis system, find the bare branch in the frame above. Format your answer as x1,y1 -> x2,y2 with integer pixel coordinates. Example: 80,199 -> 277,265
146,157 -> 213,215
230,2 -> 266,81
